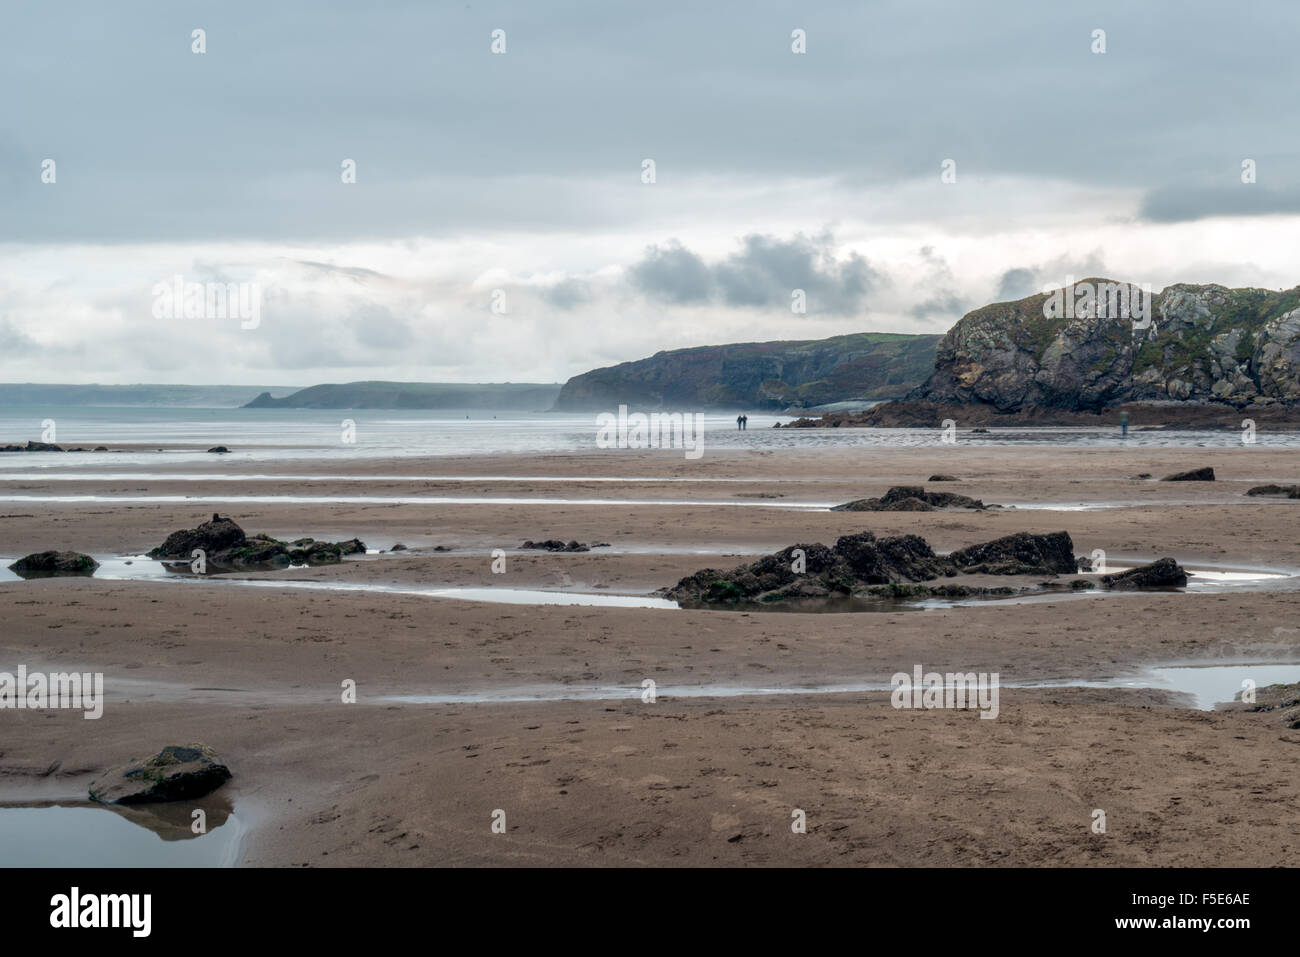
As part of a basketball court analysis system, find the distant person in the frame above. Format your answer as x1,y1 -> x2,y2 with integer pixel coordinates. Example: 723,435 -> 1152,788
737,415 -> 744,431
741,414 -> 748,430
1120,409 -> 1129,438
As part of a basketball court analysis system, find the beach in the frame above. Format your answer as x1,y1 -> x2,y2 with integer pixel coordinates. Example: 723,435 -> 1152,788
3,434 -> 1300,866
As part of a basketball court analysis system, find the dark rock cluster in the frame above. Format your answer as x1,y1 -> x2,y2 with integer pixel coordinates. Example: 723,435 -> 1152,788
147,514 -> 365,571
831,485 -> 990,512
662,530 -> 1081,604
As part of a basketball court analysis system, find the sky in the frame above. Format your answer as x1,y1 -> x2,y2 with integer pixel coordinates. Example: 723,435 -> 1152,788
2,0 -> 1298,386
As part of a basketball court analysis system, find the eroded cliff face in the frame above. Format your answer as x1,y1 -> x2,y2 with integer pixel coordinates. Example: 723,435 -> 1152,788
912,280 -> 1300,410
552,332 -> 941,411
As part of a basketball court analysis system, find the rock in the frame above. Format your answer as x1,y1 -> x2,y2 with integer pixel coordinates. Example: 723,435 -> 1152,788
947,531 -> 1077,575
147,515 -> 360,571
7,550 -> 99,576
927,474 -> 959,481
89,744 -> 231,805
304,541 -> 342,564
831,485 -> 988,511
94,446 -> 108,452
521,539 -> 592,552
1134,473 -> 1153,479
390,543 -> 408,551
1100,557 -> 1188,589
148,513 -> 247,559
0,440 -> 65,452
662,529 -> 1076,604
1160,467 -> 1215,481
337,538 -> 367,554
1246,484 -> 1300,497
207,446 -> 230,454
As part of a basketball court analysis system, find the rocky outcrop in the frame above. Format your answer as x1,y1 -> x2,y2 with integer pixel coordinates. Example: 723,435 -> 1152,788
553,333 -> 941,411
147,515 -> 365,571
661,530 -> 1078,604
7,551 -> 99,575
1100,558 -> 1189,589
898,280 -> 1300,411
830,486 -> 989,511
1161,467 -> 1215,481
89,744 -> 231,804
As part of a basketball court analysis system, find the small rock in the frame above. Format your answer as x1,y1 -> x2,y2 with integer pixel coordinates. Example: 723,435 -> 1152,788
927,474 -> 959,482
1101,557 -> 1189,589
1160,467 -> 1215,481
89,744 -> 231,805
7,550 -> 99,575
207,446 -> 230,454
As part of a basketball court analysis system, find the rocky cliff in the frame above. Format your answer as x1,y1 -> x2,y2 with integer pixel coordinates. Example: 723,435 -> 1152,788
909,280 -> 1300,411
552,332 -> 941,411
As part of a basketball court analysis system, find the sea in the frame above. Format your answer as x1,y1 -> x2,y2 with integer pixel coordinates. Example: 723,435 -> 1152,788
0,405 -> 1296,464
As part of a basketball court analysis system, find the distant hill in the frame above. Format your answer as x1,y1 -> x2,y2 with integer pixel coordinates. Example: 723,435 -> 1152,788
243,381 -> 562,410
0,383 -> 295,407
552,332 -> 942,411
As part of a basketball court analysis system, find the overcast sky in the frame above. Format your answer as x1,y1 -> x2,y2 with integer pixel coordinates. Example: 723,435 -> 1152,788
3,0 -> 1298,385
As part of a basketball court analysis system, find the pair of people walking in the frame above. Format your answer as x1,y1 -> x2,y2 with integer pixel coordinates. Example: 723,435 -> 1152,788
735,414 -> 748,430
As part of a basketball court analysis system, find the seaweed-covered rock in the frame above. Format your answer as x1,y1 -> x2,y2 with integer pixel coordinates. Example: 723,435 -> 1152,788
7,550 -> 99,576
831,485 -> 988,512
928,474 -> 959,482
1100,557 -> 1188,589
947,531 -> 1077,575
1161,467 -> 1215,482
89,744 -> 231,805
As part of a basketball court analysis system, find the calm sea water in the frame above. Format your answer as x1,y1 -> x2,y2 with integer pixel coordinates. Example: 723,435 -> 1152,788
0,406 -> 1296,463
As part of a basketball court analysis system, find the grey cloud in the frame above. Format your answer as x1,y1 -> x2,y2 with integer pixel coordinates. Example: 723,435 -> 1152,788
993,252 -> 1110,302
1139,185 -> 1300,223
631,234 -> 876,315
629,241 -> 714,305
4,1 -> 1300,241
539,278 -> 594,310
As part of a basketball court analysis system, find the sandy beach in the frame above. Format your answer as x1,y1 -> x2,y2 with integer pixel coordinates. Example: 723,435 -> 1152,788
3,440 -> 1300,866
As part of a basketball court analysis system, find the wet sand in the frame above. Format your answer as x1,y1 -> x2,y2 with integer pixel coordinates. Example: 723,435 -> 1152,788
3,442 -> 1300,865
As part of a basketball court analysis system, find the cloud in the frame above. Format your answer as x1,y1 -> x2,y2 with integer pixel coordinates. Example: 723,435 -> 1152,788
1139,186 -> 1300,223
993,251 -> 1111,302
630,233 -> 877,315
628,241 -> 713,305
